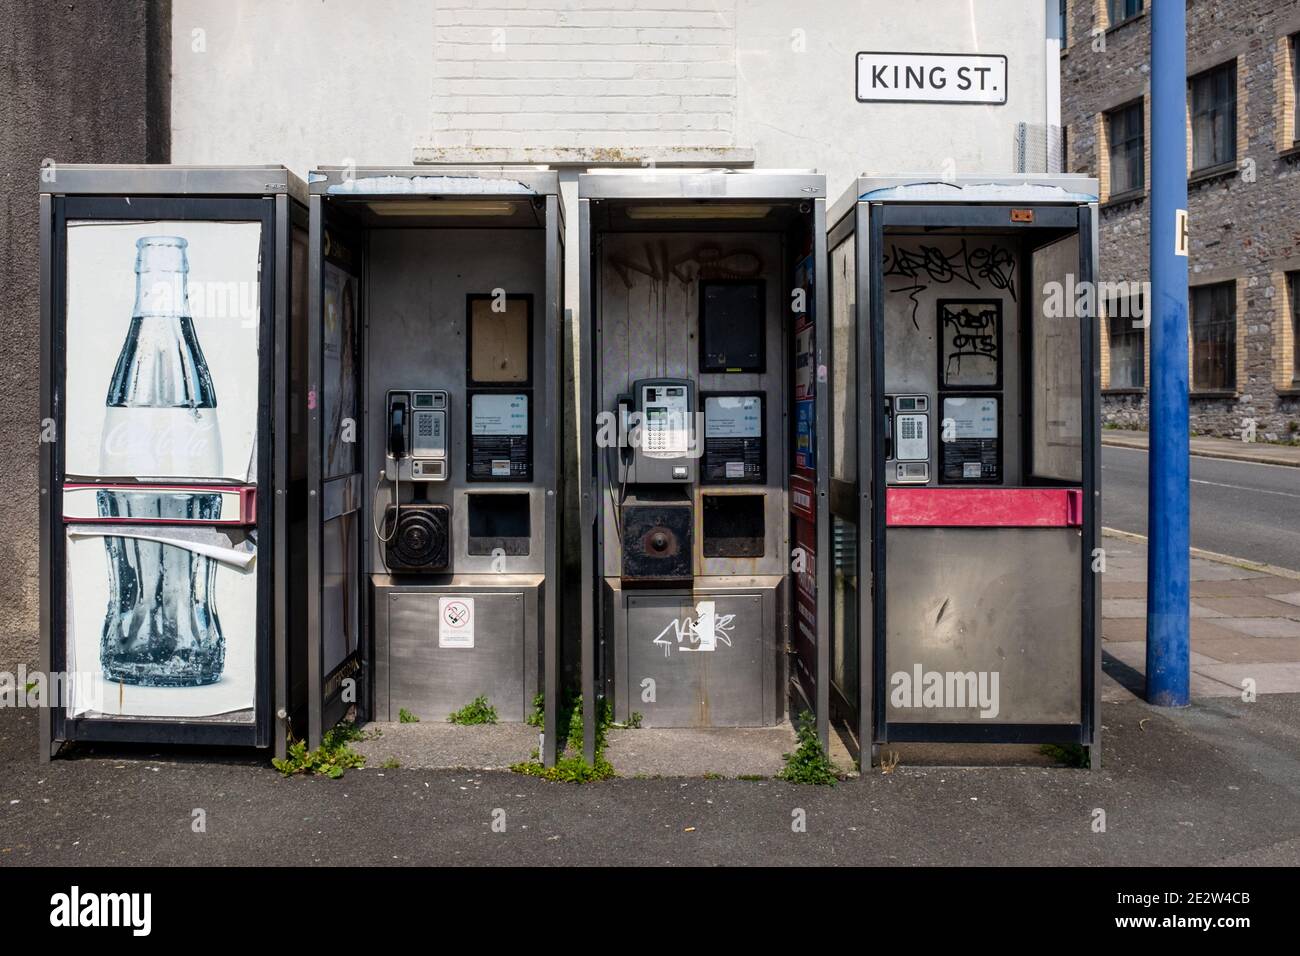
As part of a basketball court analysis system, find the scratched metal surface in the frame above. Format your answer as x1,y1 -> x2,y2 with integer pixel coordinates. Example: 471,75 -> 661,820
364,227 -> 549,575
884,528 -> 1082,725
604,576 -> 782,728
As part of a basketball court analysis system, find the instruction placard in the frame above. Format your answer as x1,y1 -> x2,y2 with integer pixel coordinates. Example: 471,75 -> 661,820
438,597 -> 475,648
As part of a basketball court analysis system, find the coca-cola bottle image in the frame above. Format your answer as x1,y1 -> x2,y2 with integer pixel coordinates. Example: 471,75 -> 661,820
96,490 -> 226,686
100,236 -> 222,477
97,236 -> 227,687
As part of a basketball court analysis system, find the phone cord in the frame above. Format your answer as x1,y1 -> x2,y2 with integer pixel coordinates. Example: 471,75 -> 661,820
373,469 -> 399,544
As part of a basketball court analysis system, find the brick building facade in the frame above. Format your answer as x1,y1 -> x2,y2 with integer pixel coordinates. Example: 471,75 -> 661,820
1061,0 -> 1300,440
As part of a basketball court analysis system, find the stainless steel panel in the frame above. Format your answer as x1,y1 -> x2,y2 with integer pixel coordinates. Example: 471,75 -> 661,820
364,229 -> 548,575
829,175 -> 1100,226
311,166 -> 560,198
884,528 -> 1082,725
323,474 -> 362,521
580,169 -> 824,202
376,578 -> 542,722
605,576 -> 780,728
40,164 -> 307,203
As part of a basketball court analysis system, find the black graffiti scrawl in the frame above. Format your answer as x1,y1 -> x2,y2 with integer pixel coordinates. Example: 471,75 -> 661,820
883,239 -> 1016,330
939,299 -> 1001,388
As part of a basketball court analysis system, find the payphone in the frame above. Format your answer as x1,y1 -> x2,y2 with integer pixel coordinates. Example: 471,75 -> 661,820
618,378 -> 696,485
617,378 -> 696,583
384,389 -> 449,482
377,389 -> 451,573
886,394 -> 930,484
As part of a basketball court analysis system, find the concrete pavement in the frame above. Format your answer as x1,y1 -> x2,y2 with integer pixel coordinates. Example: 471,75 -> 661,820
1102,428 -> 1300,467
1100,531 -> 1300,702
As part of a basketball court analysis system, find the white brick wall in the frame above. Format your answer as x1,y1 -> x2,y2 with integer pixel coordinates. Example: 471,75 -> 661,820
428,0 -> 737,150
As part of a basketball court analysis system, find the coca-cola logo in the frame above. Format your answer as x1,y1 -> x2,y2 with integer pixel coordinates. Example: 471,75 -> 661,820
101,419 -> 218,463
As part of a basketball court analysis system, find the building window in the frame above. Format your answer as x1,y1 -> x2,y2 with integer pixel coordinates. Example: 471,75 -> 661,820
1291,271 -> 1300,380
1059,0 -> 1068,43
1107,296 -> 1145,389
1190,62 -> 1237,171
1107,101 -> 1144,196
1190,282 -> 1236,391
1293,34 -> 1299,146
1107,0 -> 1142,25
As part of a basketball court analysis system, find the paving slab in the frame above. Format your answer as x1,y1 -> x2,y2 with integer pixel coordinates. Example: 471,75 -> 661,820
1193,596 -> 1300,618
1188,560 -> 1271,581
1102,598 -> 1147,619
1273,591 -> 1300,607
1102,643 -> 1242,698
1191,578 -> 1300,598
1216,617 -> 1300,639
1193,635 -> 1300,664
1197,662 -> 1300,696
1101,618 -> 1147,642
1105,618 -> 1257,643
1100,579 -> 1148,599
352,722 -> 539,770
1100,652 -> 1143,701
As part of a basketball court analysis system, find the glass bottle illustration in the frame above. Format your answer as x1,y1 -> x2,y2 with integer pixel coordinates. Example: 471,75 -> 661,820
97,236 -> 227,687
96,490 -> 226,686
100,236 -> 222,477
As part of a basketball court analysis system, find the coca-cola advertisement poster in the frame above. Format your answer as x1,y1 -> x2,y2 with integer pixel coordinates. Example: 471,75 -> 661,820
63,525 -> 258,719
62,220 -> 263,483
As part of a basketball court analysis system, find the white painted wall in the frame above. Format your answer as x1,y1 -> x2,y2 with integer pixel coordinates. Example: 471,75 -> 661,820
171,0 -> 1051,199
171,0 -> 435,177
734,0 -> 1049,198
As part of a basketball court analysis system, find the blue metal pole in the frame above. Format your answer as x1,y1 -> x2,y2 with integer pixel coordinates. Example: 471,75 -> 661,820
1146,0 -> 1191,706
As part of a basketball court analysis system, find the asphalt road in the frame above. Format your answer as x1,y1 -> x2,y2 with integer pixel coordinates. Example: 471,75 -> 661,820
1102,445 -> 1300,572
4,696 -> 1300,867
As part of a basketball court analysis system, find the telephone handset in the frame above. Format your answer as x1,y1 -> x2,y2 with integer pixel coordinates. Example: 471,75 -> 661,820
388,398 -> 408,462
384,388 -> 448,482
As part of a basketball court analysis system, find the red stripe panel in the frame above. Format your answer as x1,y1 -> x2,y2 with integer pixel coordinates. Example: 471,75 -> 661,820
62,484 -> 257,526
886,487 -> 1083,527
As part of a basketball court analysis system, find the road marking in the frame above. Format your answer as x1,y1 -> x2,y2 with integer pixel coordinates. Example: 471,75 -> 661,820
1189,478 -> 1300,499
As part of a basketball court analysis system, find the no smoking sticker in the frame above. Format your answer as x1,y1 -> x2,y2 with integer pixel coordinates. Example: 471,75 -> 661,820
439,597 -> 474,648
